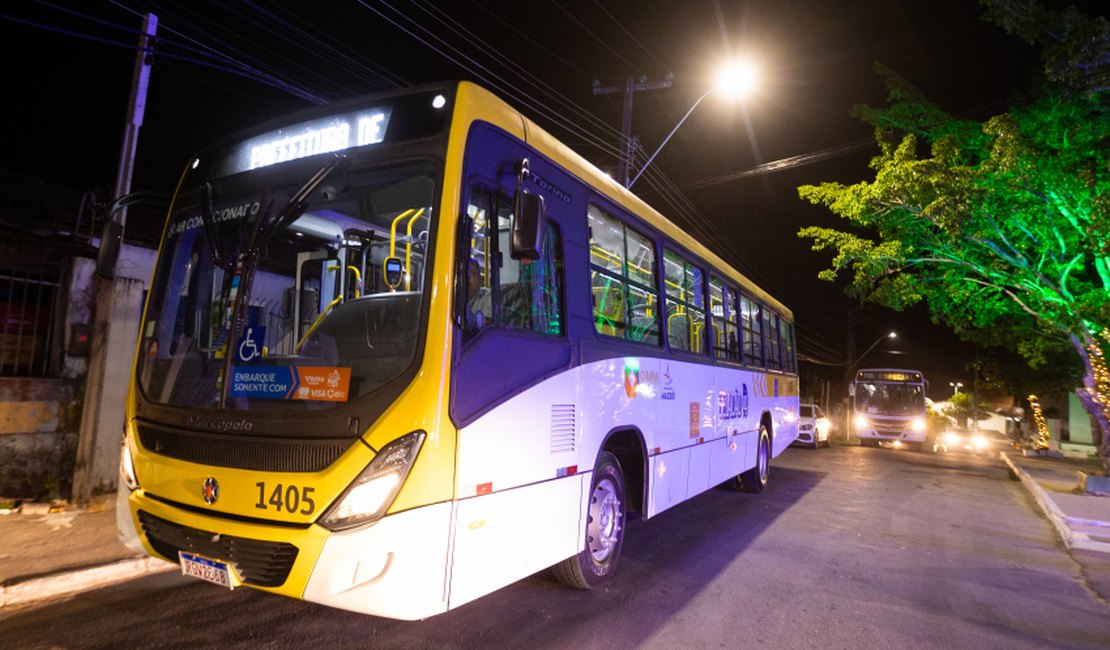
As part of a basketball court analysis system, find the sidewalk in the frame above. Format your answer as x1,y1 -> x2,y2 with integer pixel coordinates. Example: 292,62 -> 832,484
1001,449 -> 1110,554
2,450 -> 1109,611
0,494 -> 174,610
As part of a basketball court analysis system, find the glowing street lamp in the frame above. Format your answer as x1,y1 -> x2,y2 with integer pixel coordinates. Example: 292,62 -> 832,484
949,381 -> 964,396
852,331 -> 897,368
627,58 -> 758,189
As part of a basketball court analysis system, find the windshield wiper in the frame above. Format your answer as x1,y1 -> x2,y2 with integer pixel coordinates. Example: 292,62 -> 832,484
200,182 -> 232,271
217,153 -> 350,408
252,153 -> 349,251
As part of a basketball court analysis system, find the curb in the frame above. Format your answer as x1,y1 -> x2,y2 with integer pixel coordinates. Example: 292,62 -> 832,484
1002,452 -> 1110,554
1,556 -> 176,610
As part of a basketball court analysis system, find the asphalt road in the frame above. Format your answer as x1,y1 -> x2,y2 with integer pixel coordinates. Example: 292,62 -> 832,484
3,445 -> 1109,649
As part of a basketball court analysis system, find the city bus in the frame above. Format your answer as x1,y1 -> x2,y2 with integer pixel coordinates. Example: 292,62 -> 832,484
117,81 -> 799,620
851,368 -> 927,450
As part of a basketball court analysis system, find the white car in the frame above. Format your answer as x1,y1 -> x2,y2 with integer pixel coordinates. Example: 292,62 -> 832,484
794,403 -> 831,448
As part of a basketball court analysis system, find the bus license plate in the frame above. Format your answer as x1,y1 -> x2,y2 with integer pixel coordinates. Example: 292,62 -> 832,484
178,551 -> 235,589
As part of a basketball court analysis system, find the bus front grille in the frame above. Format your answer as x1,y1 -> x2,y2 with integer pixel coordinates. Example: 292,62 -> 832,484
137,423 -> 349,472
138,510 -> 299,588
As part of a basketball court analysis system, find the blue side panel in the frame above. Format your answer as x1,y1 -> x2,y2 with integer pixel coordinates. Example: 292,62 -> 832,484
450,122 -> 585,426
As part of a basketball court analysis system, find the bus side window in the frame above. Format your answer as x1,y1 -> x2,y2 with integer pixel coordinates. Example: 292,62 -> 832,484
588,204 -> 659,344
763,309 -> 781,370
465,184 -> 564,338
780,318 -> 796,373
709,275 -> 740,362
500,221 -> 563,336
663,248 -> 706,354
740,292 -> 762,367
463,187 -> 496,336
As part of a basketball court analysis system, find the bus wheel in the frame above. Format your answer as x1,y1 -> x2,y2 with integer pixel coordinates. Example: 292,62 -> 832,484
739,428 -> 771,493
553,452 -> 626,590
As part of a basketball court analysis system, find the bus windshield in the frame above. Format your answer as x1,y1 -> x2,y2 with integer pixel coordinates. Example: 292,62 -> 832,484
854,381 -> 924,417
136,161 -> 437,411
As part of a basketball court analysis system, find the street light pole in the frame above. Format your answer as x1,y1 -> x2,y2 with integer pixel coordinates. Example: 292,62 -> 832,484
949,381 -> 964,396
626,58 -> 757,190
627,89 -> 713,189
852,331 -> 897,369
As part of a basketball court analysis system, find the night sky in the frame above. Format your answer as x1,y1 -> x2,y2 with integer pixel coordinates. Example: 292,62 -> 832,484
3,0 -> 1103,401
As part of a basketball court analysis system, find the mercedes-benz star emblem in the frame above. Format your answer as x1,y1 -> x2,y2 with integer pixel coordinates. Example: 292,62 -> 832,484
201,477 -> 220,505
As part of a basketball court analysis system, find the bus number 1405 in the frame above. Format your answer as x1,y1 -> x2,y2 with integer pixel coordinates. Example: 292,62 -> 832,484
255,482 -> 316,515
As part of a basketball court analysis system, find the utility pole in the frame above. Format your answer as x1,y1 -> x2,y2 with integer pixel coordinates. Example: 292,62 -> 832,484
73,13 -> 157,506
593,76 -> 672,187
843,308 -> 856,443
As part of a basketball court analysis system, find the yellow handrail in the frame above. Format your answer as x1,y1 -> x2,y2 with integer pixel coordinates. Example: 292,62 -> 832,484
294,295 -> 343,353
404,208 -> 425,290
346,265 -> 362,298
389,208 -> 417,259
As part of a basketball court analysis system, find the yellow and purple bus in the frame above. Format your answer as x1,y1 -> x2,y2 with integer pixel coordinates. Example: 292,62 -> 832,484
118,81 -> 799,619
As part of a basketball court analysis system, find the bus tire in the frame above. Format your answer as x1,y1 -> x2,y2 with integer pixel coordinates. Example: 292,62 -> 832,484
739,428 -> 771,493
553,452 -> 626,590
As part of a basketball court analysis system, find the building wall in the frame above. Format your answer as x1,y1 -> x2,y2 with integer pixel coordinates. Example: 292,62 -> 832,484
0,377 -> 82,498
0,246 -> 154,500
1067,392 -> 1094,445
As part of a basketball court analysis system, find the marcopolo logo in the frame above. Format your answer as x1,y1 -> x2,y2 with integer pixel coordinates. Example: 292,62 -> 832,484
201,477 -> 220,505
186,417 -> 254,432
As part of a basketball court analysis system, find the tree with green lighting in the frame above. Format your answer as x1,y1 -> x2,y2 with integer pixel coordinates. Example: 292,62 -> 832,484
797,1 -> 1109,462
945,392 -> 994,430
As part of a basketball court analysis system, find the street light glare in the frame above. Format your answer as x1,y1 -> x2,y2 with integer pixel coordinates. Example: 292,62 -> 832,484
888,331 -> 897,338
715,59 -> 758,100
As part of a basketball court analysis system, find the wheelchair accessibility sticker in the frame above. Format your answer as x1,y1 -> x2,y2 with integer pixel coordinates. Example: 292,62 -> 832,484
229,365 -> 351,402
236,327 -> 266,363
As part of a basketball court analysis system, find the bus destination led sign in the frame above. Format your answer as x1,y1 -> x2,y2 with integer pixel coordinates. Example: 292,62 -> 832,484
857,370 -> 921,383
234,108 -> 392,173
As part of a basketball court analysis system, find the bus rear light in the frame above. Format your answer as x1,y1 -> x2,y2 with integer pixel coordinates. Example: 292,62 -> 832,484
320,431 -> 425,531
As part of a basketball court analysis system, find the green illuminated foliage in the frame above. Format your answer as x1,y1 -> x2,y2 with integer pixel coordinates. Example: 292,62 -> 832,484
945,392 -> 995,426
798,2 -> 1109,459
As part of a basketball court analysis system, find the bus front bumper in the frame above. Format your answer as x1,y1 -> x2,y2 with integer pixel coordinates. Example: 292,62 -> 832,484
119,489 -> 453,621
856,429 -> 925,443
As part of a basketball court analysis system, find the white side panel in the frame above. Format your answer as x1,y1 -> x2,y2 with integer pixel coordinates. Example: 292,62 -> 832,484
688,441 -> 712,495
449,474 -> 584,609
710,432 -> 751,486
648,447 -> 691,517
303,502 -> 453,620
456,371 -> 579,498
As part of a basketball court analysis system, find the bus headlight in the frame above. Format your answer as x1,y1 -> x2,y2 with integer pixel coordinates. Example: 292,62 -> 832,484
854,415 -> 870,430
321,431 -> 425,531
911,418 -> 926,432
120,438 -> 139,492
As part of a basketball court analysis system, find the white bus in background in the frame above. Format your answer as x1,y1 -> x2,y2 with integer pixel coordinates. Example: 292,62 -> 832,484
851,368 -> 927,450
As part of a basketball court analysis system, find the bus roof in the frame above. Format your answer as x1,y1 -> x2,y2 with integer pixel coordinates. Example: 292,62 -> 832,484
454,81 -> 792,320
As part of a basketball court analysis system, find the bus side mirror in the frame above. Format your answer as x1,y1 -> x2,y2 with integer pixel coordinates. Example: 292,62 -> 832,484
96,220 -> 123,279
848,383 -> 856,397
510,158 -> 546,260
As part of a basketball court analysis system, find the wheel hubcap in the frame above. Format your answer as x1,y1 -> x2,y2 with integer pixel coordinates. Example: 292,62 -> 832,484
587,477 -> 622,563
759,436 -> 769,482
